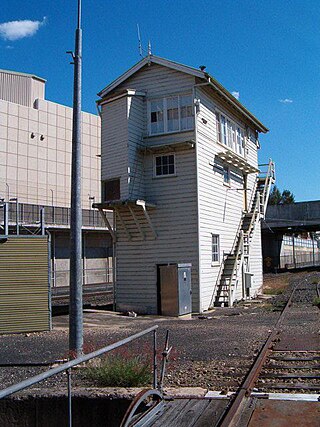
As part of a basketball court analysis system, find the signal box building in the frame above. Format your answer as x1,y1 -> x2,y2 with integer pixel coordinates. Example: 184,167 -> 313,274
95,56 -> 275,314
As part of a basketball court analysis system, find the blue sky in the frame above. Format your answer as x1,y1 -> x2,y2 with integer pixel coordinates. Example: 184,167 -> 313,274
1,0 -> 319,201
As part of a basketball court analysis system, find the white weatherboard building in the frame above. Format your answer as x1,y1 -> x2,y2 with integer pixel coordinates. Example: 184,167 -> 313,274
96,55 -> 275,314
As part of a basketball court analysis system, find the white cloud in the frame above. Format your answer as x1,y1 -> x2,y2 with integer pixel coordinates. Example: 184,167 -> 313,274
0,17 -> 46,41
279,98 -> 293,104
231,91 -> 240,100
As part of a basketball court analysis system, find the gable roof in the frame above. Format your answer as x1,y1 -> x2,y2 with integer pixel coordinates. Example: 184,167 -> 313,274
98,55 -> 268,133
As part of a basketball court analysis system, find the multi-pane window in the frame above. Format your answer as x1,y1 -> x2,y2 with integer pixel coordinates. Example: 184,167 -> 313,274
150,99 -> 164,134
155,154 -> 175,177
212,234 -> 220,263
216,111 -> 245,156
236,127 -> 244,156
167,96 -> 179,132
180,95 -> 194,130
149,95 -> 194,135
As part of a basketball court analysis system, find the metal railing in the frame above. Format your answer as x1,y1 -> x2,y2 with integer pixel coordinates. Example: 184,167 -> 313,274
51,267 -> 113,288
0,326 -> 159,427
264,252 -> 320,272
0,202 -> 113,229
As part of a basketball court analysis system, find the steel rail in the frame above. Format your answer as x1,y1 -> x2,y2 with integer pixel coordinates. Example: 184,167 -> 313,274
0,325 -> 158,399
219,283 -> 299,427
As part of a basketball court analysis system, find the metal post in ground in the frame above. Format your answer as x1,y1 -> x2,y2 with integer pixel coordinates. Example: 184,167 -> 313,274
292,234 -> 296,268
40,207 -> 45,235
153,329 -> 158,389
67,368 -> 72,427
69,0 -> 83,357
4,202 -> 8,235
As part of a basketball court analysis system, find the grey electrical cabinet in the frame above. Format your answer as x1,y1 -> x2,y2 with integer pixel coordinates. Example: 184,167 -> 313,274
159,263 -> 192,316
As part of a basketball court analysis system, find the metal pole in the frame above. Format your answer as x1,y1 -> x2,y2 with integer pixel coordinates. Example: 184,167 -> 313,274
67,368 -> 72,427
312,233 -> 315,266
153,329 -> 157,389
4,202 -> 8,235
292,234 -> 296,269
69,0 -> 83,357
16,199 -> 19,235
40,207 -> 45,235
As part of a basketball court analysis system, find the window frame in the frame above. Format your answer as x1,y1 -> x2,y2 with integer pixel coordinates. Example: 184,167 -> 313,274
211,234 -> 220,264
148,94 -> 194,136
153,153 -> 176,178
215,110 -> 246,157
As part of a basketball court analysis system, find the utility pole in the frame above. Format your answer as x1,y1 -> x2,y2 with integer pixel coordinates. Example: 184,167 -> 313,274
69,0 -> 83,357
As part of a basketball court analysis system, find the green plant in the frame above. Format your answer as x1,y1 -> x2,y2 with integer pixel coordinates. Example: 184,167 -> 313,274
313,297 -> 320,308
86,353 -> 152,387
311,278 -> 319,285
264,288 -> 284,295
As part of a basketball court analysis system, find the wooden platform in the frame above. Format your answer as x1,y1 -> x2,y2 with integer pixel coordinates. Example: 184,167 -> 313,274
144,398 -> 229,427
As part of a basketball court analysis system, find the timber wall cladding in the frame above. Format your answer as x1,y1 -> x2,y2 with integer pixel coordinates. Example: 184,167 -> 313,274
0,236 -> 50,334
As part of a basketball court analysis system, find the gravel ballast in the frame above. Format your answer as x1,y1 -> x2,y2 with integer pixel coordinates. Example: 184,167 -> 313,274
0,271 -> 319,394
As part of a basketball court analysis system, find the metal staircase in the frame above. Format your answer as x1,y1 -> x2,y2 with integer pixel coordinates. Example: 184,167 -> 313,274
214,159 -> 275,307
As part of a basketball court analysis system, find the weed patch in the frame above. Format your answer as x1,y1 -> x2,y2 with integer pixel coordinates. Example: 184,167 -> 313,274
86,353 -> 152,387
263,288 -> 284,296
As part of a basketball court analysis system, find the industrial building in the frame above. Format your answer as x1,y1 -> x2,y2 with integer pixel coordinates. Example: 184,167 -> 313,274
262,201 -> 320,271
95,55 -> 275,315
0,69 -> 112,300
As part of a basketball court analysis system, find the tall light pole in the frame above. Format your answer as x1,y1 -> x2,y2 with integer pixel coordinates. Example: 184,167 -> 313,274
69,0 -> 83,357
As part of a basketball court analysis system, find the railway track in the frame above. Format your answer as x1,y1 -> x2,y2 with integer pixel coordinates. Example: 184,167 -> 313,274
120,274 -> 319,426
218,277 -> 320,427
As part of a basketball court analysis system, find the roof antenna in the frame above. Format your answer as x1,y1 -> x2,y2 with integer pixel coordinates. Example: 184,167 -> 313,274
147,40 -> 152,66
137,24 -> 143,57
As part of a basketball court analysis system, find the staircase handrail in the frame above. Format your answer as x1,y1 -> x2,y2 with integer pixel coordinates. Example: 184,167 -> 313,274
247,193 -> 261,237
259,159 -> 275,216
247,176 -> 259,214
228,230 -> 244,306
230,213 -> 245,255
209,253 -> 228,309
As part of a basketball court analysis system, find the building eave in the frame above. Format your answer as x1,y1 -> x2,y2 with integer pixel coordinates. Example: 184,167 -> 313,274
97,55 -> 205,99
205,75 -> 268,133
97,55 -> 268,134
0,68 -> 46,83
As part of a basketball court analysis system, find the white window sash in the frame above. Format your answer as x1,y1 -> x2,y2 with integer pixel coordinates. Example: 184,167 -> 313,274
216,111 -> 246,158
148,94 -> 193,136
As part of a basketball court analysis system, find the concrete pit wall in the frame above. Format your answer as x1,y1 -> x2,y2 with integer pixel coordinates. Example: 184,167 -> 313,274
0,393 -> 132,427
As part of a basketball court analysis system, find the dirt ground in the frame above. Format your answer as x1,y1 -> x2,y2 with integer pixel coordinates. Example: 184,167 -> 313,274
0,271 -> 319,394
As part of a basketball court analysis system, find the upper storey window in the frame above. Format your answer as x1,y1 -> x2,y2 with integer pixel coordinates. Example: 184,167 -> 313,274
148,95 -> 194,135
216,112 -> 245,157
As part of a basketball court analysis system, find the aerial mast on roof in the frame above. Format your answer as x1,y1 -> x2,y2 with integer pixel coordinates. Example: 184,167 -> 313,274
137,24 -> 143,57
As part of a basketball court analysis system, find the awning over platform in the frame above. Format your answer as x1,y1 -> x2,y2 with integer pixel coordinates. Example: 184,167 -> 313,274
93,199 -> 156,210
216,150 -> 259,174
139,140 -> 195,154
93,199 -> 157,241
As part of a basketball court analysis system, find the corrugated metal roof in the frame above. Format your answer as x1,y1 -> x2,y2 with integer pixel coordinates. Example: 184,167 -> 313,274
0,68 -> 46,83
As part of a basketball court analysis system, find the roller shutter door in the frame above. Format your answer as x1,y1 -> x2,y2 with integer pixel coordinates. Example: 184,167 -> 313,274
0,236 -> 51,334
